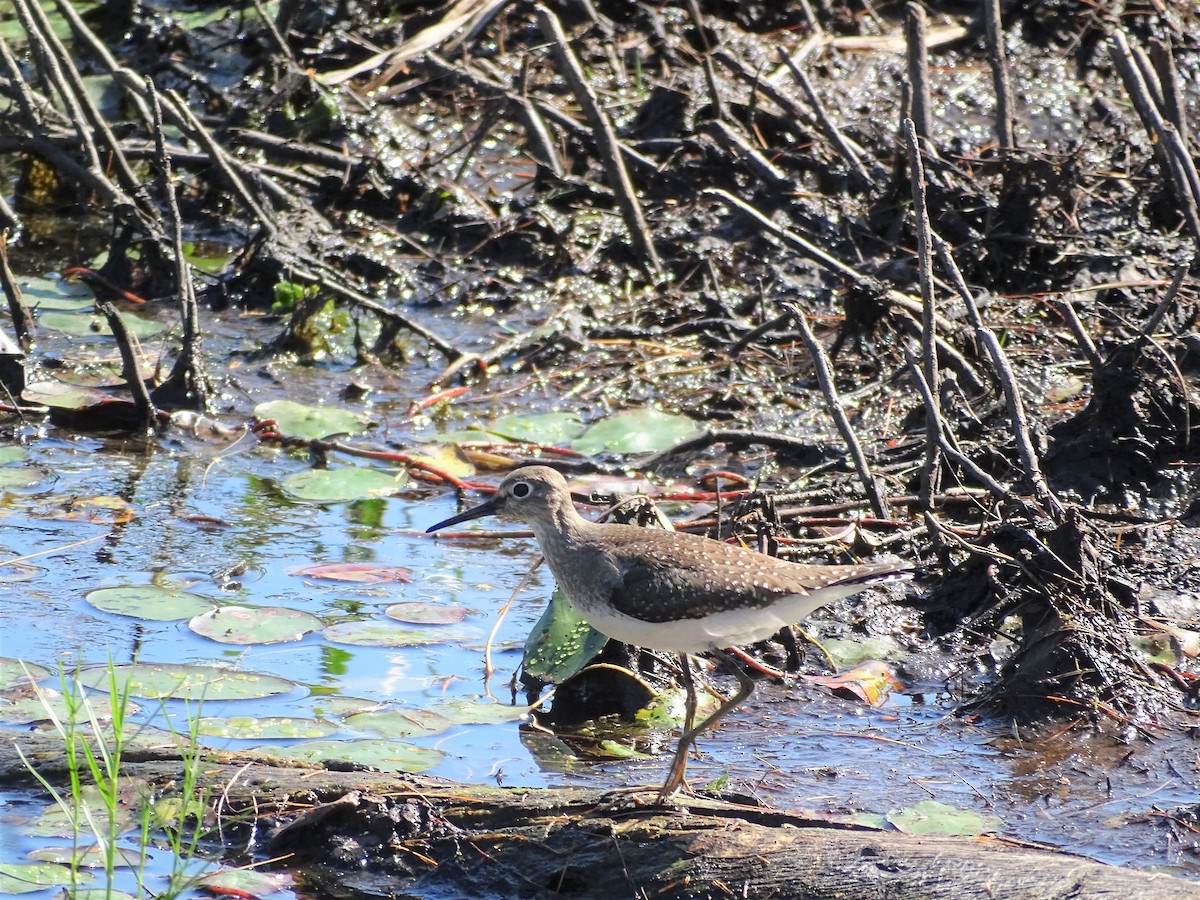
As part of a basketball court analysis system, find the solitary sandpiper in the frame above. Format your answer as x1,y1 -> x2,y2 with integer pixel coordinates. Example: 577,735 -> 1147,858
426,465 -> 914,800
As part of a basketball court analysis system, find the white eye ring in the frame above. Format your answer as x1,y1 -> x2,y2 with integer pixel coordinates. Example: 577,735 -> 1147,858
511,481 -> 532,499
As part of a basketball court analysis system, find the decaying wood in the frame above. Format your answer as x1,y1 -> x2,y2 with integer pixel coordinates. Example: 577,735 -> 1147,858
2,732 -> 1194,900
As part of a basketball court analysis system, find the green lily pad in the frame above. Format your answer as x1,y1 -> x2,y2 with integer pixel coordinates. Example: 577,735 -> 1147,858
189,605 -> 325,645
85,585 -> 217,621
1131,633 -> 1178,665
26,785 -> 133,838
886,800 -> 1002,837
343,707 -> 453,738
596,739 -> 648,759
280,466 -> 407,503
75,663 -> 295,700
0,684 -> 131,725
38,309 -> 167,339
0,862 -> 86,893
311,695 -> 383,718
252,739 -> 442,773
522,589 -> 610,684
418,428 -> 506,444
27,845 -> 141,869
438,697 -> 531,726
0,659 -> 51,690
571,408 -> 699,456
21,380 -> 114,410
0,446 -> 25,464
197,715 -> 338,740
489,411 -> 586,445
18,276 -> 95,311
254,399 -> 369,440
385,601 -> 468,625
821,636 -> 902,667
0,464 -> 47,490
322,621 -> 461,647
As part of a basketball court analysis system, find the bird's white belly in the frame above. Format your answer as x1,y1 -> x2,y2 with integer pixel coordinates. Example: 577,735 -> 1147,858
572,590 -> 854,654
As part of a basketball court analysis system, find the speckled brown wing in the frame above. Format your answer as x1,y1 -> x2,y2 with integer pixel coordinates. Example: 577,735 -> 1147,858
600,529 -> 911,624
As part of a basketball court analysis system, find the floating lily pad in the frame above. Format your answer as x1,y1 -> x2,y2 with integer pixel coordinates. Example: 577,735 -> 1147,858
26,784 -> 133,838
489,411 -> 586,445
385,601 -> 467,625
570,408 -> 698,456
311,696 -> 383,718
75,663 -> 294,700
38,309 -> 166,339
438,697 -> 530,726
0,559 -> 43,583
821,636 -> 902,668
522,590 -> 609,684
85,585 -> 217,621
419,428 -> 505,444
290,562 -> 412,584
39,495 -> 135,525
19,276 -> 94,311
254,399 -> 369,440
0,446 -> 46,490
197,715 -> 338,740
0,684 -> 131,725
280,466 -> 407,503
0,862 -> 85,893
322,621 -> 461,647
887,800 -> 1002,837
253,739 -> 442,773
0,659 -> 51,690
197,869 -> 294,896
189,605 -> 324,645
28,845 -> 141,869
406,443 -> 476,479
22,380 -> 114,410
0,467 -> 46,490
343,707 -> 453,738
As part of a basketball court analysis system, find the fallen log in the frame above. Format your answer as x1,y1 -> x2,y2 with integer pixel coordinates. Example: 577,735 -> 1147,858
2,732 -> 1193,900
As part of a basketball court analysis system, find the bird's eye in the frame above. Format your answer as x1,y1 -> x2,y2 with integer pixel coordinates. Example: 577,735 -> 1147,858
511,481 -> 532,499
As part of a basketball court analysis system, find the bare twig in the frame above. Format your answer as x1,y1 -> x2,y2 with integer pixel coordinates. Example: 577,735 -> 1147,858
52,0 -> 153,127
1149,38 -> 1188,151
777,50 -> 875,187
536,5 -> 662,275
1138,264 -> 1189,340
904,118 -> 941,510
97,302 -> 156,431
1111,31 -> 1200,246
932,234 -> 1062,520
13,0 -> 143,205
0,230 -> 32,348
784,304 -> 890,519
702,121 -> 793,193
983,0 -> 1015,151
147,81 -> 209,411
905,3 -> 933,143
1056,299 -> 1103,369
685,0 -> 726,122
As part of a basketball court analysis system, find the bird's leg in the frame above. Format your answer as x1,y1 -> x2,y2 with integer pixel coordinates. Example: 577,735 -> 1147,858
679,652 -> 698,733
657,649 -> 757,803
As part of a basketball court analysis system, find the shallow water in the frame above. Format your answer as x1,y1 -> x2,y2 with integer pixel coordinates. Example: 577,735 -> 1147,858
2,429 -> 1198,896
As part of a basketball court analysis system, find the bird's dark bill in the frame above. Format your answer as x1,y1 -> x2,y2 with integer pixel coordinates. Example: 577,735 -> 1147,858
426,497 -> 500,533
